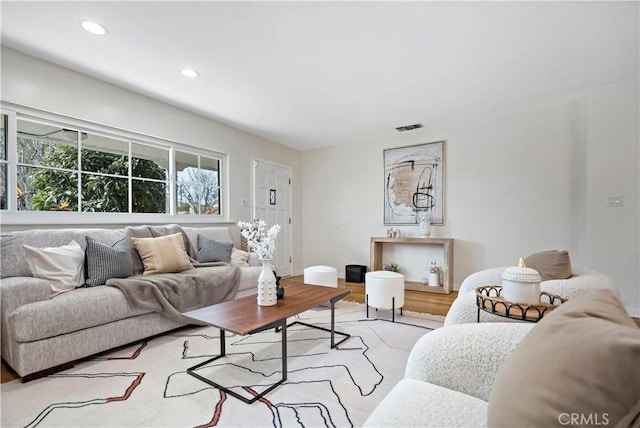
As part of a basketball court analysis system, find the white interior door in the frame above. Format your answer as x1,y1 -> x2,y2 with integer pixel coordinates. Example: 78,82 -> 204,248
252,159 -> 292,276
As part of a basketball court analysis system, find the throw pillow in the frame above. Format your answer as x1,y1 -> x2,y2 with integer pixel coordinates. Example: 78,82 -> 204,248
85,236 -> 134,287
1,235 -> 32,278
524,249 -> 572,280
23,240 -> 85,294
197,235 -> 234,263
131,233 -> 194,275
487,290 -> 640,428
230,248 -> 250,265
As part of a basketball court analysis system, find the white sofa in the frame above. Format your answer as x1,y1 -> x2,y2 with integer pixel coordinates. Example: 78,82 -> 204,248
0,225 -> 261,381
444,266 -> 618,326
364,290 -> 640,427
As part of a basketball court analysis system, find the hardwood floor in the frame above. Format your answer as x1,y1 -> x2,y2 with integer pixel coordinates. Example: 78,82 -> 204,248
1,360 -> 17,383
281,275 -> 458,317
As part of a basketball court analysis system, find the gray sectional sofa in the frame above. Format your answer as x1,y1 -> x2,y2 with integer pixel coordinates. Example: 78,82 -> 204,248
0,225 -> 262,381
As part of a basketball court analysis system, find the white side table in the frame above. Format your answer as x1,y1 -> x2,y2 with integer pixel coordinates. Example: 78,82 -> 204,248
365,271 -> 405,322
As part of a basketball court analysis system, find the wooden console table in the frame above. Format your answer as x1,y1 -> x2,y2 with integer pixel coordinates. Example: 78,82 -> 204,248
370,237 -> 453,294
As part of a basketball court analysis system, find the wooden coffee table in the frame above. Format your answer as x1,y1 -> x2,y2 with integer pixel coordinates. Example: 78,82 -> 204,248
182,283 -> 351,404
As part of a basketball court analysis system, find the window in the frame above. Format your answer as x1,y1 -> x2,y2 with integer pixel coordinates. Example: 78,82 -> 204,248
176,151 -> 221,215
17,119 -> 79,211
80,133 -> 130,212
131,143 -> 169,213
2,109 -> 225,220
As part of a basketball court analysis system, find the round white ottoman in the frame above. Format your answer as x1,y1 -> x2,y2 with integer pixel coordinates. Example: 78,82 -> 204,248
365,271 -> 405,322
304,265 -> 338,287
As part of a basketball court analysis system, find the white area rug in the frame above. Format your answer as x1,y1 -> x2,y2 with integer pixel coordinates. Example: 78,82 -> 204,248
1,301 -> 442,428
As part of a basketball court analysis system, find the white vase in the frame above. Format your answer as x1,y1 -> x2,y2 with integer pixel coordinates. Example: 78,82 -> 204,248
428,272 -> 440,287
257,259 -> 277,306
418,214 -> 431,237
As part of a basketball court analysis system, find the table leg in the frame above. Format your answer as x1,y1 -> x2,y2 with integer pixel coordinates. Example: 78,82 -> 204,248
186,322 -> 287,404
281,321 -> 287,381
331,298 -> 335,346
289,296 -> 350,349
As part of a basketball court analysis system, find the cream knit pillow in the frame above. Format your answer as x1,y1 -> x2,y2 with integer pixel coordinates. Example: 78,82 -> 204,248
131,233 -> 193,275
23,240 -> 85,294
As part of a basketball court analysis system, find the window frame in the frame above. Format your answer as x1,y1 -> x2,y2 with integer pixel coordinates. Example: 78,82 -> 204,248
1,104 -> 228,225
0,112 -> 8,210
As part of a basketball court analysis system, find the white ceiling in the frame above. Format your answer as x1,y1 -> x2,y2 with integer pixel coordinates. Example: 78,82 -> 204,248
1,1 -> 638,151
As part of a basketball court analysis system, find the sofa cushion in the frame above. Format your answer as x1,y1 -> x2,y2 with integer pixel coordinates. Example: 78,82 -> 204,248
183,226 -> 234,247
231,248 -> 250,265
524,249 -> 572,280
23,241 -> 85,294
85,236 -> 133,287
1,235 -> 32,278
8,286 -> 153,342
3,228 -> 126,279
131,233 -> 194,275
488,290 -> 640,427
197,235 -> 233,263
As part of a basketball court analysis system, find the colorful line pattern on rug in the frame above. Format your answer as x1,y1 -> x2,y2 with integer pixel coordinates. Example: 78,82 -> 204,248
1,303 -> 439,428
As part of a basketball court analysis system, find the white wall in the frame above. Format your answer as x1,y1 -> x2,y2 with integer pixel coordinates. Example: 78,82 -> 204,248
303,80 -> 639,315
584,80 -> 639,315
2,47 -> 638,314
0,47 -> 305,273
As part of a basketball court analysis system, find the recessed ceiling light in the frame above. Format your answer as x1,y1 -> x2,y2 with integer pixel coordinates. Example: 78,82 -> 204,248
80,20 -> 108,36
180,68 -> 200,79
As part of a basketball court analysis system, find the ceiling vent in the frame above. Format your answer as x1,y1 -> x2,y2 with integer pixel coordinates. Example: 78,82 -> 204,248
396,123 -> 423,132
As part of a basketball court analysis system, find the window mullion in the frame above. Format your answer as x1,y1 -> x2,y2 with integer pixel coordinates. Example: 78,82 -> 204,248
169,146 -> 175,215
197,155 -> 202,214
128,140 -> 133,213
77,131 -> 82,212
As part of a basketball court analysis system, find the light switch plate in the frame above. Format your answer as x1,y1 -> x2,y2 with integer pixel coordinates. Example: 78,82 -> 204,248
606,196 -> 623,207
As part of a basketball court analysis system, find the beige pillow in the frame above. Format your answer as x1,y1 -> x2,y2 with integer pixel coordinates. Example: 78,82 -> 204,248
488,290 -> 640,428
230,248 -> 250,265
524,249 -> 572,280
131,233 -> 194,275
23,240 -> 85,294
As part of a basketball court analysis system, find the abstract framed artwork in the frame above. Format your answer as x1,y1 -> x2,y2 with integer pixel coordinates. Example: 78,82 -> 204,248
383,141 -> 445,225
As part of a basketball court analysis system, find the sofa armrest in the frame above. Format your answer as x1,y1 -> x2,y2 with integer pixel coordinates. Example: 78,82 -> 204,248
444,291 -> 529,326
458,267 -> 507,294
404,322 -> 533,402
363,378 -> 489,427
541,267 -> 619,299
1,276 -> 51,315
1,276 -> 51,364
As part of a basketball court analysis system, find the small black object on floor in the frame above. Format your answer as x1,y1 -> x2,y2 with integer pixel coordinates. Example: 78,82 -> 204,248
345,265 -> 367,283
